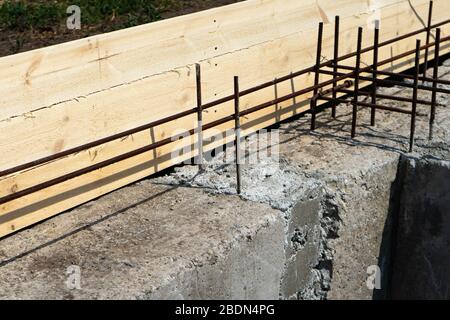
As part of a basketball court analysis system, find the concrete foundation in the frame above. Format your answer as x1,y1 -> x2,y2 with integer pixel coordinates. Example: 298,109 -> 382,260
0,183 -> 286,300
0,61 -> 449,300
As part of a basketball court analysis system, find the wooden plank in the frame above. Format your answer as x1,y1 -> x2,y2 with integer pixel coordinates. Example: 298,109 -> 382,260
0,0 -> 326,119
1,0 -> 445,171
1,0 -> 449,237
0,0 -> 400,121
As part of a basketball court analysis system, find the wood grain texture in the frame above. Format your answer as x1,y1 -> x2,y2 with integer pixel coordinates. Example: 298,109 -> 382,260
1,0 -> 449,237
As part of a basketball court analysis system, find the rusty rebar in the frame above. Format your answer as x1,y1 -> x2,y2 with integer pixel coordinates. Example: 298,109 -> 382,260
195,63 -> 204,170
319,96 -> 413,115
1,17 -> 450,206
423,1 -> 434,81
318,80 -> 354,99
332,16 -> 340,119
371,21 -> 380,126
339,89 -> 434,106
319,68 -> 450,95
334,64 -> 450,86
233,76 -> 242,195
2,28 -> 449,180
410,40 -> 421,153
351,27 -> 363,138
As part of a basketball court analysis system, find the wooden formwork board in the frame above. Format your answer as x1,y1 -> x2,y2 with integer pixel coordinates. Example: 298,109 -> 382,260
0,0 -> 449,237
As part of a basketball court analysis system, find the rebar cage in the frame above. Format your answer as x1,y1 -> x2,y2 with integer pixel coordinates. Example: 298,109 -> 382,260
1,1 -> 449,203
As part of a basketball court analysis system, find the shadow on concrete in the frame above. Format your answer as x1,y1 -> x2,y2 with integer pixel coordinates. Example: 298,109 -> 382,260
372,156 -> 450,300
372,157 -> 406,300
0,164 -> 210,268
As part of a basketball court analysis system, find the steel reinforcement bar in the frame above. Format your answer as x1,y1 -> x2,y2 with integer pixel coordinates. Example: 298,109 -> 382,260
0,1 -> 449,203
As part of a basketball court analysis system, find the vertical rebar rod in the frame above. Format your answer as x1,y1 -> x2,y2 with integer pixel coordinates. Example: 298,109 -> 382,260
371,21 -> 380,126
429,28 -> 441,140
423,1 -> 434,81
332,16 -> 340,119
234,76 -> 242,195
311,22 -> 323,131
410,40 -> 421,153
195,63 -> 204,170
351,27 -> 363,138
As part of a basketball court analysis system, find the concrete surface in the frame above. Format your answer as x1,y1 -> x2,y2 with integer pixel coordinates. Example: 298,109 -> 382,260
0,60 -> 449,300
153,59 -> 450,299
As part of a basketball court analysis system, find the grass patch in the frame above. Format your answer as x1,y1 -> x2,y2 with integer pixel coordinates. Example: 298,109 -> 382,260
0,0 -> 176,32
0,0 -> 241,56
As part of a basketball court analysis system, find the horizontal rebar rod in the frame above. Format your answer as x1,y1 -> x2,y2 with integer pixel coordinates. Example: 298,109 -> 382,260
2,33 -> 449,180
335,18 -> 450,65
319,96 -> 413,115
0,107 -> 197,178
1,18 -> 450,206
2,23 -> 449,180
339,89 -> 435,106
316,81 -> 354,99
334,64 -> 450,86
207,18 -> 450,107
0,111 -> 236,205
319,69 -> 450,95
